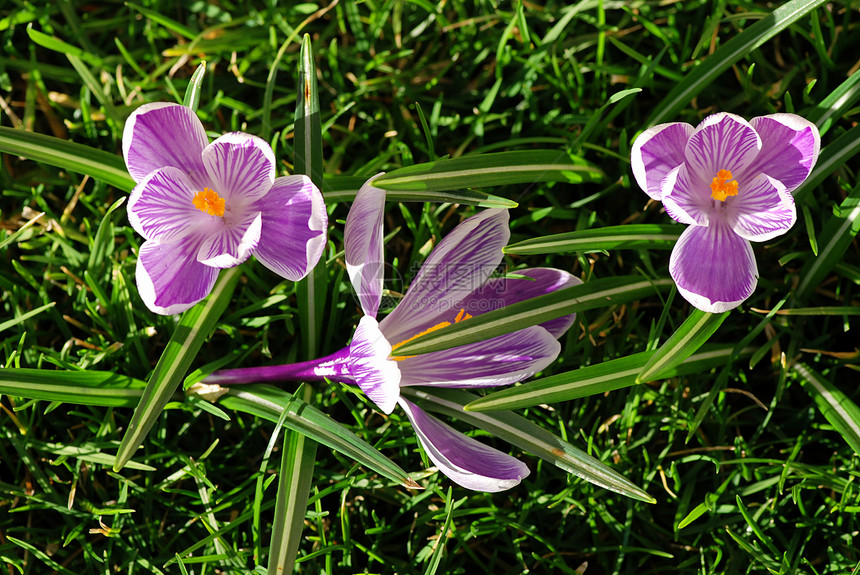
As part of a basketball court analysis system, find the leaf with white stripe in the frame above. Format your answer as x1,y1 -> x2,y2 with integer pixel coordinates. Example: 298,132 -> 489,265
795,363 -> 860,456
793,124 -> 860,203
394,276 -> 674,356
404,387 -> 654,503
466,345 -> 750,412
372,150 -> 603,191
505,224 -> 680,255
324,176 -> 518,208
795,180 -> 860,300
647,0 -> 827,125
114,267 -> 241,471
217,384 -> 416,487
637,309 -> 730,383
0,126 -> 135,191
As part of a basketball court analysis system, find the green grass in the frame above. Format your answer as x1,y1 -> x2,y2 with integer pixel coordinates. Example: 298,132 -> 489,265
2,1 -> 860,573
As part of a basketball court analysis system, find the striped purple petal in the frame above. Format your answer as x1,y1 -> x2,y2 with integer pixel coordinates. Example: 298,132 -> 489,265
127,166 -> 213,242
202,132 -> 275,204
122,102 -> 209,187
380,209 -> 509,344
399,398 -> 529,492
669,217 -> 758,312
347,315 -> 401,414
397,325 -> 560,388
742,114 -> 821,193
684,113 -> 761,187
253,175 -> 327,281
197,211 -> 263,268
660,164 -> 711,226
135,233 -> 220,315
455,268 -> 581,338
631,122 -> 694,200
344,177 -> 386,318
728,174 -> 796,242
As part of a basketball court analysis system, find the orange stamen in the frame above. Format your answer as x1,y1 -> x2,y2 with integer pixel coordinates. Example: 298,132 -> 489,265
390,308 -> 472,361
192,187 -> 226,217
709,169 -> 739,202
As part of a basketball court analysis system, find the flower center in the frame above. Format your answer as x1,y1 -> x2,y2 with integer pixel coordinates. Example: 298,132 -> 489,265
389,308 -> 472,361
709,169 -> 739,202
192,187 -> 226,217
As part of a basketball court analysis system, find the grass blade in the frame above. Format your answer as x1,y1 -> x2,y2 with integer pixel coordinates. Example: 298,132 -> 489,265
125,2 -> 198,40
795,180 -> 860,300
647,0 -> 827,126
765,306 -> 860,316
87,197 -> 126,273
423,487 -> 453,575
792,124 -> 860,203
394,276 -> 674,356
216,384 -> 417,487
182,61 -> 207,112
0,368 -> 146,407
267,429 -> 317,575
504,224 -> 680,255
0,211 -> 45,250
637,309 -> 731,383
806,64 -> 860,134
404,387 -> 654,503
372,150 -> 603,191
114,267 -> 242,471
465,345 -> 751,412
324,176 -> 517,207
295,34 -> 327,360
794,363 -> 860,456
26,25 -> 101,66
0,126 -> 135,191
66,54 -> 122,129
0,302 -> 55,334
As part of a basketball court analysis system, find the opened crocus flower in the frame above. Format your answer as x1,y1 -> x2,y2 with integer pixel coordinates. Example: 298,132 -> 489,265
123,102 -> 327,314
206,178 -> 580,491
631,112 -> 819,312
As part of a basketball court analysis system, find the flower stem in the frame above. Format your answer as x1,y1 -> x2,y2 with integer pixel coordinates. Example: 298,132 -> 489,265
203,348 -> 353,385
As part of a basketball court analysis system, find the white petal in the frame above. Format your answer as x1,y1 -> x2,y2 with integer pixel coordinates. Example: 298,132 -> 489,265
347,316 -> 401,414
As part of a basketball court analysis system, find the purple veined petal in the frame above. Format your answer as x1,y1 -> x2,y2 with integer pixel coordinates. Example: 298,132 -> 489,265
347,315 -> 401,414
630,121 -> 694,200
728,174 -> 796,242
197,211 -> 263,268
380,209 -> 510,344
398,398 -> 529,492
253,175 -> 327,281
742,114 -> 821,193
127,166 -> 213,242
397,325 -> 560,388
455,268 -> 582,339
202,132 -> 276,206
122,102 -> 209,186
685,113 -> 761,189
135,234 -> 220,315
661,164 -> 711,226
669,217 -> 758,313
344,176 -> 386,318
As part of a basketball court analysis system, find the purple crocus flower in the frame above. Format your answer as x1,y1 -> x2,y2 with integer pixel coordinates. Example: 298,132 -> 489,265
206,178 -> 580,491
631,112 -> 820,312
123,102 -> 327,314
